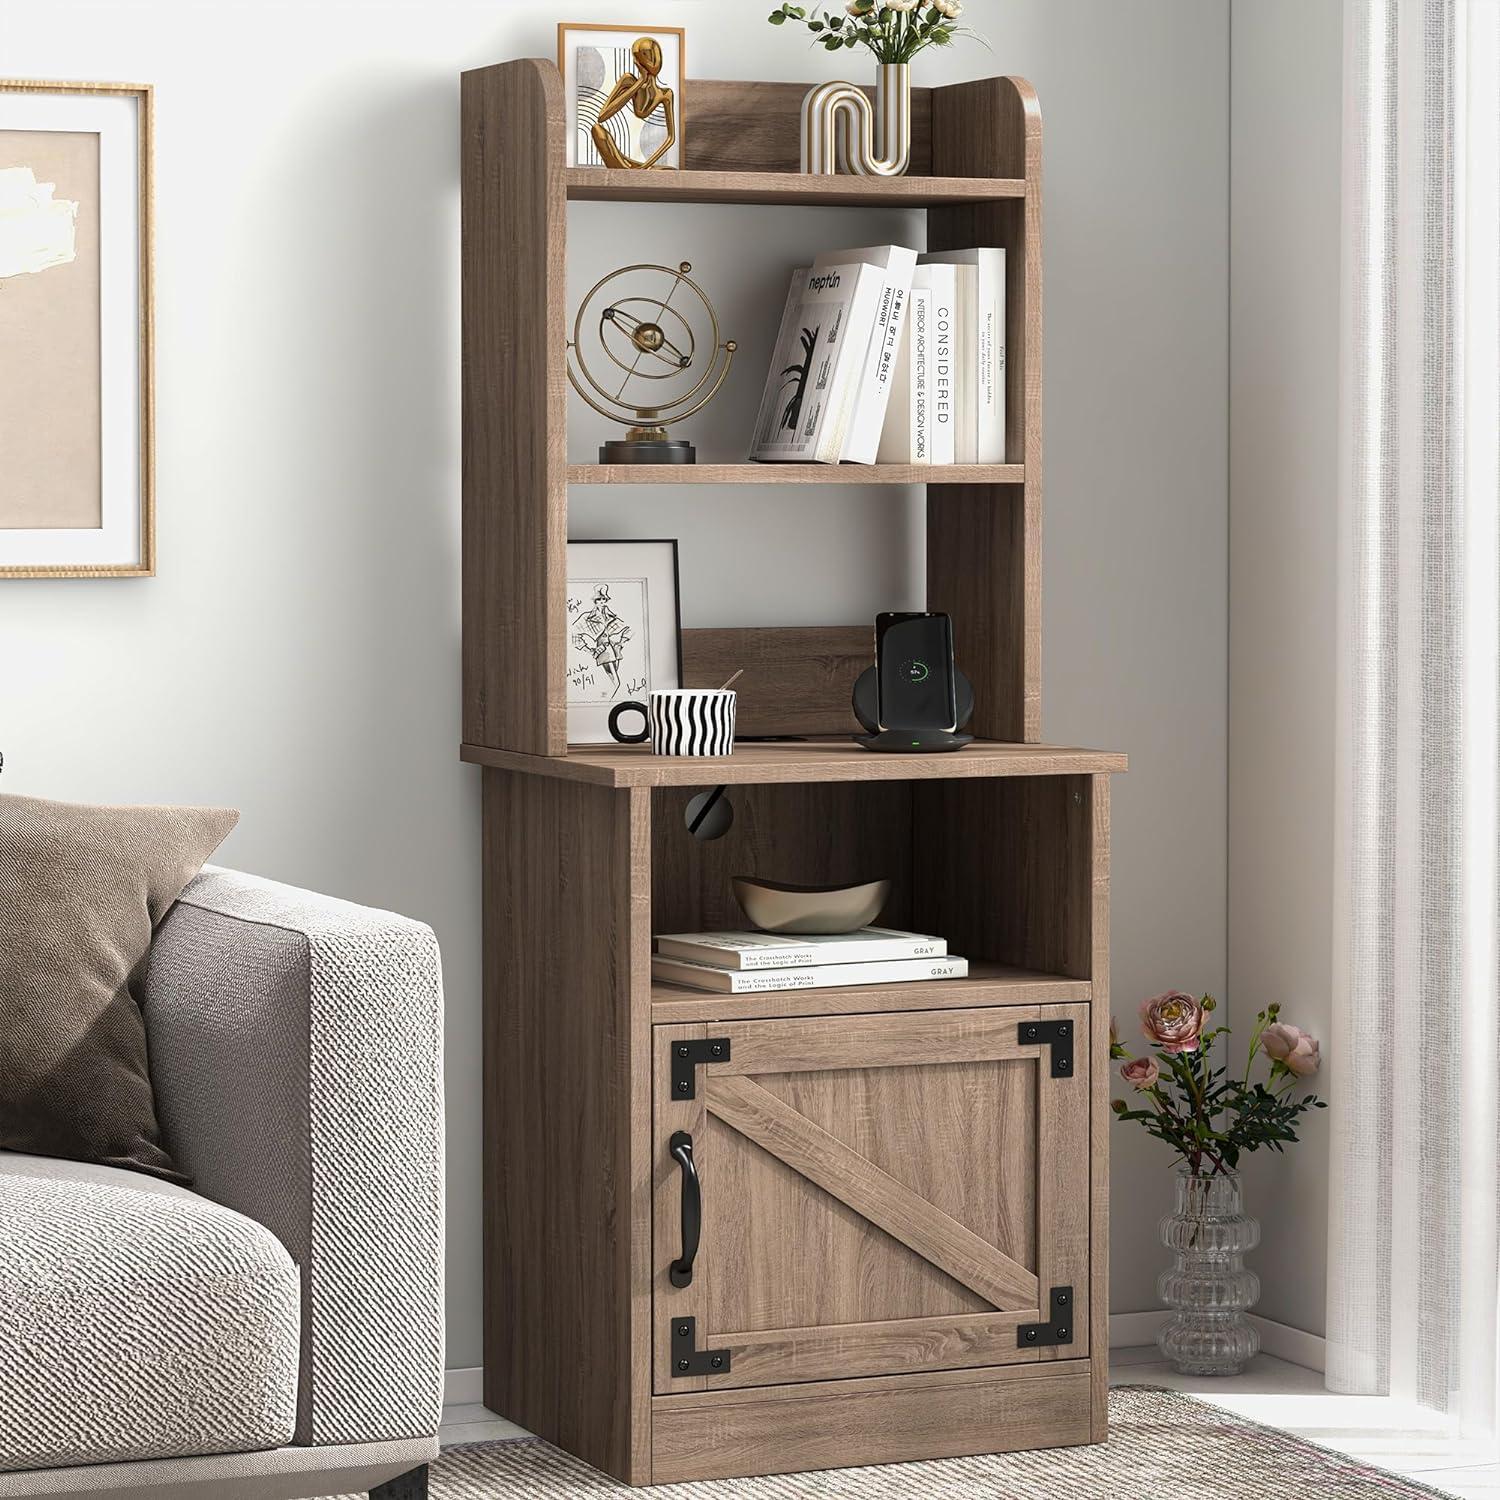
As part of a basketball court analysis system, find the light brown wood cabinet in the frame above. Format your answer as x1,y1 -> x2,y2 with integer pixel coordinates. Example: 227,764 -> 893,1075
461,57 -> 1124,1488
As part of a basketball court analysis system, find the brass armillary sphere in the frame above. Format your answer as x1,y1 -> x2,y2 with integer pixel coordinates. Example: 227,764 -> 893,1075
567,260 -> 736,464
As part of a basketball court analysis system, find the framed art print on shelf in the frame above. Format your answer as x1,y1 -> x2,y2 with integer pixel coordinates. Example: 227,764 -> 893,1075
0,80 -> 153,578
566,538 -> 682,744
559,23 -> 684,170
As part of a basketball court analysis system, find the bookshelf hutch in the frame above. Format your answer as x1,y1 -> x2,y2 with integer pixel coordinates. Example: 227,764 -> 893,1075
460,59 -> 1125,1487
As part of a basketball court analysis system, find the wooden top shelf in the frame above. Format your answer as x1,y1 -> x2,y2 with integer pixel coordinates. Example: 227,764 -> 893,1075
566,167 -> 1025,208
568,462 -> 1024,486
461,738 -> 1127,788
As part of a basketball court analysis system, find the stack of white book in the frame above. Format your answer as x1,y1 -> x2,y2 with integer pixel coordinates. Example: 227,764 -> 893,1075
749,243 -> 1005,467
651,926 -> 968,994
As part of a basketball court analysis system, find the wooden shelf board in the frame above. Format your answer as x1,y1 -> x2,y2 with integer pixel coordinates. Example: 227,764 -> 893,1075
649,961 -> 1090,1023
566,167 -> 1025,207
569,463 -> 1025,486
461,738 -> 1127,788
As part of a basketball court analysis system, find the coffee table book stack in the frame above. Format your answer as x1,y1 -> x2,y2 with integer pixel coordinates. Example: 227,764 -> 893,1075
652,926 -> 968,993
460,60 -> 1126,1488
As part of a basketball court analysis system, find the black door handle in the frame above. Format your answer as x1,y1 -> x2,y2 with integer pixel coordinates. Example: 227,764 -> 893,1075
669,1131 -> 700,1288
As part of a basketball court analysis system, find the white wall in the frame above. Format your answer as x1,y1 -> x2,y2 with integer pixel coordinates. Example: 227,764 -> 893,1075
1228,0 -> 1343,1339
0,0 -> 1229,1370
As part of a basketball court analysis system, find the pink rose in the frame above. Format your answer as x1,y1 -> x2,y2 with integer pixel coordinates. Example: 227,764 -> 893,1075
1120,1056 -> 1160,1090
1261,1021 -> 1321,1077
1139,991 -> 1204,1054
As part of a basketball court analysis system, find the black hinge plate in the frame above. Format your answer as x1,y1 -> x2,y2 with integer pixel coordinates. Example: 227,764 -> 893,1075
671,1037 -> 731,1100
670,1315 -> 732,1376
1017,1286 -> 1075,1348
1018,1019 -> 1074,1078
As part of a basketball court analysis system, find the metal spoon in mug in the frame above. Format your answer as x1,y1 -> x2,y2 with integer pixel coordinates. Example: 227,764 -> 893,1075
718,669 -> 744,691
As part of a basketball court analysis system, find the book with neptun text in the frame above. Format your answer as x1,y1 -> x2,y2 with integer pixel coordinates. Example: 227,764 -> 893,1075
749,261 -> 886,464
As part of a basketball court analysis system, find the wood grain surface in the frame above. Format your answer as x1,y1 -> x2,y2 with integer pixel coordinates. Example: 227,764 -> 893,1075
651,1366 -> 1092,1483
461,738 -> 1127,787
480,771 -> 651,1480
679,625 -> 869,738
462,59 -> 567,753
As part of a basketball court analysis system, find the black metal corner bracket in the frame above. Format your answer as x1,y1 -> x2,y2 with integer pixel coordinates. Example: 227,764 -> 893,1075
1017,1286 -> 1075,1348
671,1037 -> 731,1100
1018,1019 -> 1074,1078
670,1315 -> 732,1376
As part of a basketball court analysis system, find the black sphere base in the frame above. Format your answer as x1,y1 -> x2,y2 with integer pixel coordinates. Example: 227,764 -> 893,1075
600,439 -> 695,464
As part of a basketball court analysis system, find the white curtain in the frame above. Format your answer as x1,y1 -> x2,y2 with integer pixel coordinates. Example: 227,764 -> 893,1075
1327,0 -> 1500,1438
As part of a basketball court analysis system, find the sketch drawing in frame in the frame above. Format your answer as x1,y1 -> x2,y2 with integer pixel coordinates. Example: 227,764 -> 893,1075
559,23 -> 684,170
566,539 -> 682,744
0,79 -> 154,578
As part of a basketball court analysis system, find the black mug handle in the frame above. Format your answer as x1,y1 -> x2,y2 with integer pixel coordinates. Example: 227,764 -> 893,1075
608,699 -> 650,744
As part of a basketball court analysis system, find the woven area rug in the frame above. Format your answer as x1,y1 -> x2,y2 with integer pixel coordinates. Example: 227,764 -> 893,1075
362,1386 -> 1458,1498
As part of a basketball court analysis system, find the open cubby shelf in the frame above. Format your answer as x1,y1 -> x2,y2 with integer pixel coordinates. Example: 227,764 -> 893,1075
463,60 -> 1046,757
462,59 -> 1123,1487
568,462 -> 1026,486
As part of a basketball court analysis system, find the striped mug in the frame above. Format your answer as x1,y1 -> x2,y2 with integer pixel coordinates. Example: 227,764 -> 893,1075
607,688 -> 737,756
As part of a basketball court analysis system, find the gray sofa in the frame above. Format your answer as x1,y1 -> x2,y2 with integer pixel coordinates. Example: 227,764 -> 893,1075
0,868 -> 445,1500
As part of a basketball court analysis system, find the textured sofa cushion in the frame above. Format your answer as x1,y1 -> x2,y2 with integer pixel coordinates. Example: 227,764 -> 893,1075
140,868 -> 445,1447
0,792 -> 237,1182
0,1153 -> 300,1474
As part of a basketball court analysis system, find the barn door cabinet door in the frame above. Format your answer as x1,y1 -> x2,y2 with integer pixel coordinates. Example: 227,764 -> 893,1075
652,1005 -> 1090,1394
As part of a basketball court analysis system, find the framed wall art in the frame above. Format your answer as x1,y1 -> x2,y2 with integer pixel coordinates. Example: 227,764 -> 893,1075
558,23 -> 684,170
566,538 -> 682,743
0,80 -> 153,578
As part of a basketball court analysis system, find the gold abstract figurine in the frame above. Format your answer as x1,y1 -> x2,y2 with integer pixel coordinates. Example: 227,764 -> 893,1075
590,37 -> 677,170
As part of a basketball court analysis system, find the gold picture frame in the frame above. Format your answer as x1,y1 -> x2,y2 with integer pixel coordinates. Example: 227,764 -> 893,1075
0,79 -> 154,578
558,23 -> 685,170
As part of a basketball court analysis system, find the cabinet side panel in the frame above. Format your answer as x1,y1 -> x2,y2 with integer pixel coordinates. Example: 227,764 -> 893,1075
462,60 -> 567,754
927,484 -> 1034,744
930,77 -> 1042,741
481,769 -> 647,1480
1088,775 -> 1111,1438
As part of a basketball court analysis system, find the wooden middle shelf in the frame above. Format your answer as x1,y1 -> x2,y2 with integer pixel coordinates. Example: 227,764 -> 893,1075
566,166 -> 1025,207
461,738 -> 1127,788
650,960 -> 1090,1022
569,463 -> 1025,486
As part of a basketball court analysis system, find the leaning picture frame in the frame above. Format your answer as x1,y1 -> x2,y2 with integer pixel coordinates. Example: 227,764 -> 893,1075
566,538 -> 683,745
0,79 -> 154,578
558,23 -> 685,170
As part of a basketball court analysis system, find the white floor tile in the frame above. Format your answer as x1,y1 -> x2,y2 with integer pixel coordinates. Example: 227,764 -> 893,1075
438,1404 -> 533,1447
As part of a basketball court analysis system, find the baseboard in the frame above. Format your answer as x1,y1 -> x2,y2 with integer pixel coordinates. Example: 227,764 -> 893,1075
442,1366 -> 484,1408
1108,1311 -> 1326,1373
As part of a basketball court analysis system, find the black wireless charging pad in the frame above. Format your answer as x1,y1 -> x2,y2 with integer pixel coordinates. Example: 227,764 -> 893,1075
850,668 -> 975,753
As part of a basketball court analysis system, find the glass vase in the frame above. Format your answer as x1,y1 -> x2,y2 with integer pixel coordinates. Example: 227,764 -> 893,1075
1156,1168 -> 1261,1375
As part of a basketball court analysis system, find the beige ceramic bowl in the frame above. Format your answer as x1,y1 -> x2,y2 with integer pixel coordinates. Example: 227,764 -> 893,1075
731,877 -> 892,935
